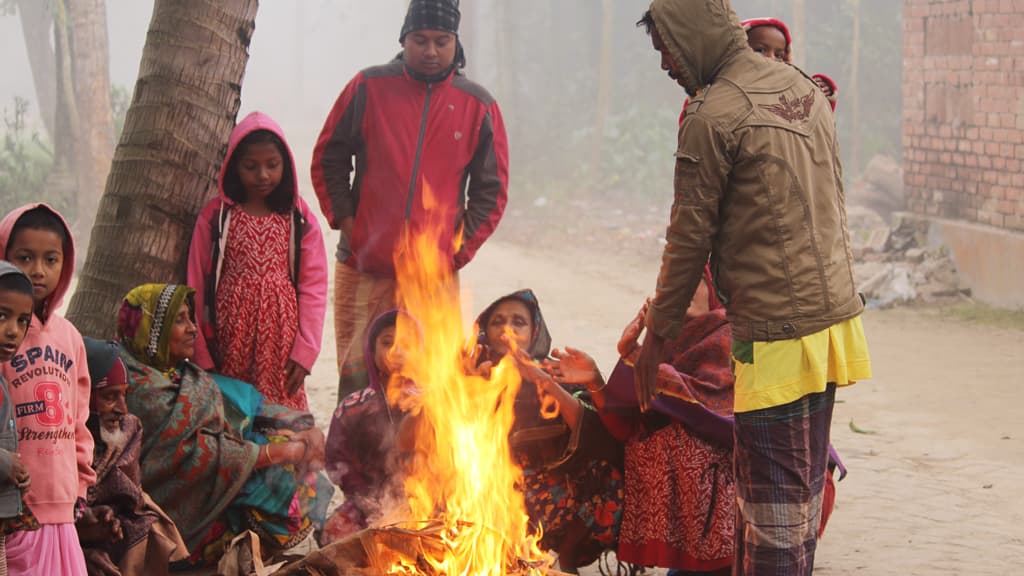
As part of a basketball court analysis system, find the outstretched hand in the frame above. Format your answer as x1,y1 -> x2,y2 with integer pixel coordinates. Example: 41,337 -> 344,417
618,299 -> 651,358
511,350 -> 562,421
462,343 -> 493,379
285,360 -> 309,397
544,347 -> 600,387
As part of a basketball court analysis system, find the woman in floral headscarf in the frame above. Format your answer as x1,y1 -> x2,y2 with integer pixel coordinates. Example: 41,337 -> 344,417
114,283 -> 332,567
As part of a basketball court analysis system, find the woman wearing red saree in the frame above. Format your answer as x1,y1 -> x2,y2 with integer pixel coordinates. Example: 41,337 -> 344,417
549,268 -> 734,574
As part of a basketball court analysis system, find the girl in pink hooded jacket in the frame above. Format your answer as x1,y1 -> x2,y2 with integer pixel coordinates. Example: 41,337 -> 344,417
188,112 -> 328,411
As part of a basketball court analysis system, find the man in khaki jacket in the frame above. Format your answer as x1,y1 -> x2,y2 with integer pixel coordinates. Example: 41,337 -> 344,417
634,1 -> 872,574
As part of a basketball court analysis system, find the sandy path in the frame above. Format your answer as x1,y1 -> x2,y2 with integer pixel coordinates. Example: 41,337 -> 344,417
303,239 -> 1024,574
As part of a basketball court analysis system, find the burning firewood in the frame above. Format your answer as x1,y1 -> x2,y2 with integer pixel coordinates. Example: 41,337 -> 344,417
278,193 -> 560,575
270,522 -> 562,576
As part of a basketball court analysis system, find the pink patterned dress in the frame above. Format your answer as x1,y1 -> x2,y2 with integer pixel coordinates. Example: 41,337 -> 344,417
216,210 -> 304,409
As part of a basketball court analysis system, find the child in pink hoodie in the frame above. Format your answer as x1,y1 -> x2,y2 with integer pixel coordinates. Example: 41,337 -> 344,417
0,204 -> 95,575
188,111 -> 328,411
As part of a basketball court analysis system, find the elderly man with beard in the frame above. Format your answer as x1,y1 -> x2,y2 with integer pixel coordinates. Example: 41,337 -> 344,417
633,1 -> 872,575
79,339 -> 187,576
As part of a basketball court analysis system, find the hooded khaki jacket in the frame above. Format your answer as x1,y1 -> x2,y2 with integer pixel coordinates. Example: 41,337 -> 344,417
646,0 -> 863,343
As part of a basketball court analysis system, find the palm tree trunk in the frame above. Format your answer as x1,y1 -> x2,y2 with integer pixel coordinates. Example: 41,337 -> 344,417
67,0 -> 259,338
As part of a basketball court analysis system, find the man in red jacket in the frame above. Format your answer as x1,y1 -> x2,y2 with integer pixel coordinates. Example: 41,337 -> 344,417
312,0 -> 509,402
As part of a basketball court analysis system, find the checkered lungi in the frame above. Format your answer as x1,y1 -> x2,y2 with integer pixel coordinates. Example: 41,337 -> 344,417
333,262 -> 397,403
732,383 -> 836,575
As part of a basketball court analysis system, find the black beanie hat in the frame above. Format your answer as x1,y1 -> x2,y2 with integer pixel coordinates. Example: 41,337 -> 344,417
400,0 -> 461,43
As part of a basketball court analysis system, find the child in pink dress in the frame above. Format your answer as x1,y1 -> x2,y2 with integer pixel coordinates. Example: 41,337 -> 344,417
188,112 -> 328,410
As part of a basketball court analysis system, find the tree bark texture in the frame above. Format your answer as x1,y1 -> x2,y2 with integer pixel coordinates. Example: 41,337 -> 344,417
67,0 -> 258,338
66,0 -> 116,241
15,0 -> 57,141
36,0 -> 84,234
52,0 -> 80,171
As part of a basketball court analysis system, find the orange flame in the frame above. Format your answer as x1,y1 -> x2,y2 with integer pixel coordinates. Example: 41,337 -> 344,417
502,326 -> 559,422
383,181 -> 549,574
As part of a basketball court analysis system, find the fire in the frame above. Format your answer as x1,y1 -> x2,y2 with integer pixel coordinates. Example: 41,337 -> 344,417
381,182 -> 549,575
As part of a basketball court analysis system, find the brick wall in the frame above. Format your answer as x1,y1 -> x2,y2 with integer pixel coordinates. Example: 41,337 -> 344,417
903,0 -> 1024,231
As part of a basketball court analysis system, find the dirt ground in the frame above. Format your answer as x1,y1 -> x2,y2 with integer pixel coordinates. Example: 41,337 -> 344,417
302,233 -> 1024,575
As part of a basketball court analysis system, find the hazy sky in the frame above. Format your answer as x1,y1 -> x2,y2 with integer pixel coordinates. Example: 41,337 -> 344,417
1,1 -> 411,143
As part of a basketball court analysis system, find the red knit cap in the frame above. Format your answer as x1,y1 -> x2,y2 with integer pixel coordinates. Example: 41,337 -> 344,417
741,17 -> 793,47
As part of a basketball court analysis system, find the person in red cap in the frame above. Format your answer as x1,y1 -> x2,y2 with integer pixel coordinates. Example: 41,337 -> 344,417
741,17 -> 792,63
742,18 -> 840,112
679,18 -> 840,125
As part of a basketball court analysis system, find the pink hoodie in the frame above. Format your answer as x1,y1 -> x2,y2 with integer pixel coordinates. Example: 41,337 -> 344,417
0,203 -> 96,524
187,111 -> 328,373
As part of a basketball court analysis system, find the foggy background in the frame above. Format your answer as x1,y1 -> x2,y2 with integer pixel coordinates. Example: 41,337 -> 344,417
4,6 -> 1023,575
0,0 -> 902,225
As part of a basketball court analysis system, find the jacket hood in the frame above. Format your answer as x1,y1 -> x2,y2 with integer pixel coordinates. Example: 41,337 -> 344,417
476,289 -> 552,361
650,0 -> 749,94
0,260 -> 31,290
0,203 -> 76,322
0,261 -> 33,317
218,111 -> 299,208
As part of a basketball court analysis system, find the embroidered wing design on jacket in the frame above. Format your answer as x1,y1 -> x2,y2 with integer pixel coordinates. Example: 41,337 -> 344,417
760,89 -> 816,122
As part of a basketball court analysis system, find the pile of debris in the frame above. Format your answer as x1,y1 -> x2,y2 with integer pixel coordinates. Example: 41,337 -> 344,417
848,155 -> 905,224
850,209 -> 970,307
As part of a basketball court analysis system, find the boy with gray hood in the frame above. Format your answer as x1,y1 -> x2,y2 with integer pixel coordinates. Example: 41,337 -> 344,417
0,261 -> 36,572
